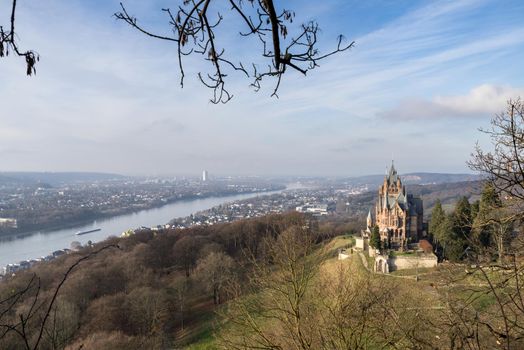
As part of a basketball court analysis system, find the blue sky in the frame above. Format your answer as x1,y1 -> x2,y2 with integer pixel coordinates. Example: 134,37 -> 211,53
1,0 -> 523,176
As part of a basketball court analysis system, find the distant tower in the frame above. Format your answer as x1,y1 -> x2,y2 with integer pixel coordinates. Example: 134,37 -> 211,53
366,210 -> 373,232
202,170 -> 208,182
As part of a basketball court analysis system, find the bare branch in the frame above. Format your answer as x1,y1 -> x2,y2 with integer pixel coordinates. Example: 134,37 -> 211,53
115,0 -> 353,103
0,0 -> 39,75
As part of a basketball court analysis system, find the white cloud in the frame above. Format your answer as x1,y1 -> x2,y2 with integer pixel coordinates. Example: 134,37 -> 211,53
434,84 -> 524,114
382,84 -> 524,120
1,0 -> 524,175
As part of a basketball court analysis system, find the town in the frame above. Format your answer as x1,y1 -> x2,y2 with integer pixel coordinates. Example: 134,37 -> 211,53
0,173 -> 285,235
169,188 -> 339,228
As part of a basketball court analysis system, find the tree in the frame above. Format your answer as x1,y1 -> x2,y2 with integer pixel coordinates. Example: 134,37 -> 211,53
429,199 -> 447,258
124,287 -> 171,337
0,245 -> 118,349
469,99 -> 524,204
448,98 -> 524,349
442,197 -> 472,261
195,251 -> 235,305
472,183 -> 513,263
220,225 -> 438,350
219,226 -> 322,349
429,198 -> 472,262
171,277 -> 191,330
115,0 -> 354,103
470,199 -> 480,221
429,199 -> 445,242
172,235 -> 202,277
369,225 -> 381,250
452,197 -> 472,238
4,1 -> 353,102
469,99 -> 524,262
0,0 -> 38,75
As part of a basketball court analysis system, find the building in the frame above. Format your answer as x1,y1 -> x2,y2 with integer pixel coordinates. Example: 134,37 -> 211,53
0,218 -> 17,228
369,162 -> 424,248
295,204 -> 329,216
202,170 -> 209,182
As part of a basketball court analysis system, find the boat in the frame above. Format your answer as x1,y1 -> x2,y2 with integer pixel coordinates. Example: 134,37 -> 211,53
75,228 -> 101,236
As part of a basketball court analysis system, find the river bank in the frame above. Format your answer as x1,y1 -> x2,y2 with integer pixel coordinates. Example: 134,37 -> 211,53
0,187 -> 284,239
0,188 -> 290,267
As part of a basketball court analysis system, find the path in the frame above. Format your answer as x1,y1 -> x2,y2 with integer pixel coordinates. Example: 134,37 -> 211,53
358,252 -> 370,272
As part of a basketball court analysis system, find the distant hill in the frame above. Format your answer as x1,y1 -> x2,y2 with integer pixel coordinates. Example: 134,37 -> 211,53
408,180 -> 483,214
0,174 -> 38,187
346,172 -> 482,188
347,179 -> 484,218
0,172 -> 125,186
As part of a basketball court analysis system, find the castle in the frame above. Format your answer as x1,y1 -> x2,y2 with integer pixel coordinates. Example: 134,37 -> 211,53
366,162 -> 424,248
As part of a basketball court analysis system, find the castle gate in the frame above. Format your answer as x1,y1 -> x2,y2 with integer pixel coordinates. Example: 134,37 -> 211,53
374,255 -> 389,273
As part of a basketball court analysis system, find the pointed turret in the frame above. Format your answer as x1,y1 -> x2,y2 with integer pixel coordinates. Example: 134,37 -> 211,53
367,210 -> 372,229
388,160 -> 398,184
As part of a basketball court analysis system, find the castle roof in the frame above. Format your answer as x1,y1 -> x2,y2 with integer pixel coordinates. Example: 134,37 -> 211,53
381,161 -> 409,211
387,161 -> 398,184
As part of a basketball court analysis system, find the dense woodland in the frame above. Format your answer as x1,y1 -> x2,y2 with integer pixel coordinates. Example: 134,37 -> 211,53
344,180 -> 482,220
429,183 -> 517,263
0,212 -> 356,349
1,204 -> 523,349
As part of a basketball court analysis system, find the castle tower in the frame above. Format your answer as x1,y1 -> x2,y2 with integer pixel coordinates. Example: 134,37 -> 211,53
366,210 -> 373,232
374,162 -> 424,248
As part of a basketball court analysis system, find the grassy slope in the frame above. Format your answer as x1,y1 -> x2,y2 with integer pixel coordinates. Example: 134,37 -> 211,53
182,235 -> 503,349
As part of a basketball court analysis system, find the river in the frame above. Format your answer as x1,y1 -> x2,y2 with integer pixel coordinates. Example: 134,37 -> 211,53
0,188 -> 291,267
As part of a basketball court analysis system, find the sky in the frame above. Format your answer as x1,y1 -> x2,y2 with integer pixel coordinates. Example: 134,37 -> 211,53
1,0 -> 524,177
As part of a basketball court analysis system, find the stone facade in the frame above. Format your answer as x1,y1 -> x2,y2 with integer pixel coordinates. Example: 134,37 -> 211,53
355,236 -> 367,251
374,253 -> 437,273
388,254 -> 438,271
370,163 -> 424,248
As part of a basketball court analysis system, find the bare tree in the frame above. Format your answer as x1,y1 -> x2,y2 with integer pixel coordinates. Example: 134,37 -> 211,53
115,0 -> 354,103
195,251 -> 235,305
219,226 -> 438,350
171,277 -> 191,330
0,0 -> 38,75
219,226 -> 322,349
0,244 -> 117,349
452,98 -> 524,349
470,99 -> 524,205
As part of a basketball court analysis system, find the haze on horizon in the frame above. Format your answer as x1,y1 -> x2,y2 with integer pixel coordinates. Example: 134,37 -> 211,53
1,0 -> 524,177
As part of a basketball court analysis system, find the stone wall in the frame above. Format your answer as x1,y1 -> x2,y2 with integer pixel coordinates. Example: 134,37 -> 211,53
388,254 -> 438,271
338,251 -> 351,260
368,246 -> 378,257
355,237 -> 366,250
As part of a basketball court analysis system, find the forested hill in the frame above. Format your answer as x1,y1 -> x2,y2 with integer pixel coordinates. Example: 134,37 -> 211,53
347,180 -> 483,217
0,212 -> 325,349
408,180 -> 483,213
0,209 -> 513,349
345,172 -> 482,188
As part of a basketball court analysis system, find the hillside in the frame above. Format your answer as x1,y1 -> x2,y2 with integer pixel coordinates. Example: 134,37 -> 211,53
345,172 -> 482,188
408,179 -> 483,213
0,212 -> 318,349
0,172 -> 125,187
0,211 -> 520,349
346,179 -> 483,218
